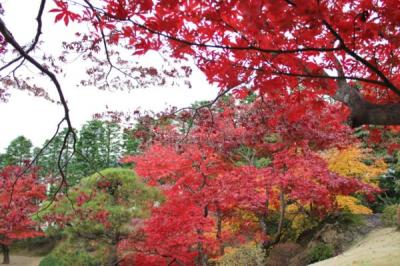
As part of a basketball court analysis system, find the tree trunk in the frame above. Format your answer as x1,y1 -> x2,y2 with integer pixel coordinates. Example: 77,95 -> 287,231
329,61 -> 400,127
350,102 -> 400,127
106,232 -> 120,266
215,203 -> 224,256
106,245 -> 118,266
195,241 -> 207,266
195,229 -> 207,266
1,244 -> 10,265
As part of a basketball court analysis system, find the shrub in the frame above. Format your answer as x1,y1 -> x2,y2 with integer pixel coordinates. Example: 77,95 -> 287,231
336,210 -> 364,227
308,243 -> 334,263
40,250 -> 100,266
397,207 -> 400,230
216,244 -> 265,266
39,254 -> 65,266
373,168 -> 400,212
381,204 -> 400,227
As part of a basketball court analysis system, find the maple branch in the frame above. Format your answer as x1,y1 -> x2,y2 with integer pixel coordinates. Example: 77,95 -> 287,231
0,18 -> 74,138
73,1 -> 341,56
322,20 -> 400,96
83,0 -> 119,85
175,86 -> 235,143
197,54 -> 388,88
0,14 -> 78,206
282,1 -> 400,96
327,58 -> 400,126
0,0 -> 46,72
83,0 -> 171,89
7,118 -> 65,208
132,22 -> 340,54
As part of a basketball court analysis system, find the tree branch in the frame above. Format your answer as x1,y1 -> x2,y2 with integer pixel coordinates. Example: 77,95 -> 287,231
0,0 -> 46,72
0,14 -> 77,205
322,20 -> 400,96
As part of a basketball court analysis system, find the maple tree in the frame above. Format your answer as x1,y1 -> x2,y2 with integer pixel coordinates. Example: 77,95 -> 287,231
0,1 -> 398,265
119,98 -> 378,265
0,166 -> 46,264
0,0 -> 399,130
0,0 -> 398,200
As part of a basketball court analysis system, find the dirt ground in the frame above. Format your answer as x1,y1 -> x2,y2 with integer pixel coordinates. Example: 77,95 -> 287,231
6,255 -> 42,266
311,227 -> 400,266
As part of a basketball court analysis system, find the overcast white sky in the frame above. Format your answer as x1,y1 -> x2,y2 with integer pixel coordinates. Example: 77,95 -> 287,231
0,0 -> 217,151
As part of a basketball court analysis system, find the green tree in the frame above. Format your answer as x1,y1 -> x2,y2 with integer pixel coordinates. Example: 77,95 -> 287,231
0,136 -> 33,167
40,168 -> 162,266
35,128 -> 76,192
74,120 -> 122,178
121,128 -> 140,156
35,119 -> 141,189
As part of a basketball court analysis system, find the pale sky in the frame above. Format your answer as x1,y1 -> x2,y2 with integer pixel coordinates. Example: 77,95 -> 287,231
0,0 -> 217,151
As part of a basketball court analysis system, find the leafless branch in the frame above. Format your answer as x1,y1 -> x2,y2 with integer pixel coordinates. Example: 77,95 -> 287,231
7,118 -> 65,208
0,7 -> 78,208
0,0 -> 46,72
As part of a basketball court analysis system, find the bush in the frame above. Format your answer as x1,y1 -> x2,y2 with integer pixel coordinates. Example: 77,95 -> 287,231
217,244 -> 265,266
43,251 -> 100,266
40,243 -> 101,266
308,243 -> 334,263
397,207 -> 400,230
381,204 -> 400,227
39,254 -> 65,266
372,168 -> 400,212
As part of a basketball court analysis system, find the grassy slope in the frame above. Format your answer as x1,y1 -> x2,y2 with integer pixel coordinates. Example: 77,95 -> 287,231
311,227 -> 400,266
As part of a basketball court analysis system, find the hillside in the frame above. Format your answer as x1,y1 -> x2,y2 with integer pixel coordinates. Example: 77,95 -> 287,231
311,227 -> 400,266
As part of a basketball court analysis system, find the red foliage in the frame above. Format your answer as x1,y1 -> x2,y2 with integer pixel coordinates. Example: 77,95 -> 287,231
48,0 -> 400,107
120,100 -> 377,264
50,0 -> 80,25
0,166 -> 46,246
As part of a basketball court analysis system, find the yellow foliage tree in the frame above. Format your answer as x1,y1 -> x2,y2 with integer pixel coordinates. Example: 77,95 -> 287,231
321,146 -> 387,214
336,195 -> 372,215
322,146 -> 387,183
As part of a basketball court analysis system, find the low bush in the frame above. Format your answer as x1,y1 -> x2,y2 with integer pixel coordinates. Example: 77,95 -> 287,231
39,254 -> 65,266
216,244 -> 265,266
381,204 -> 400,227
39,243 -> 101,266
308,243 -> 334,263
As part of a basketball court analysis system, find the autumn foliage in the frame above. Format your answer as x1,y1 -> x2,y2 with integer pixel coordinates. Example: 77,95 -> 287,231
0,166 -> 46,263
120,99 -> 378,265
1,0 -> 399,265
0,166 -> 45,244
41,0 -> 400,128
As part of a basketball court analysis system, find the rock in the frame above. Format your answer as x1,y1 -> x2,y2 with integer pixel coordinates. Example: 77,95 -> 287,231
289,214 -> 383,265
266,242 -> 303,266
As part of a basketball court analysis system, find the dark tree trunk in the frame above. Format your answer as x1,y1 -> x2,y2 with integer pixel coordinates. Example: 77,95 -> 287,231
107,245 -> 118,266
330,62 -> 400,127
1,244 -> 10,265
350,102 -> 400,127
107,232 -> 120,266
195,228 -> 207,266
215,203 -> 224,256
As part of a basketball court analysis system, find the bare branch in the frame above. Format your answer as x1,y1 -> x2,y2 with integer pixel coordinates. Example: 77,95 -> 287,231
7,118 -> 65,208
0,0 -> 46,72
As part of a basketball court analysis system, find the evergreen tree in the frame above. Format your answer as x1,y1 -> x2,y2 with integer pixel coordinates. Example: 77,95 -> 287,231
0,136 -> 33,167
74,120 -> 122,178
